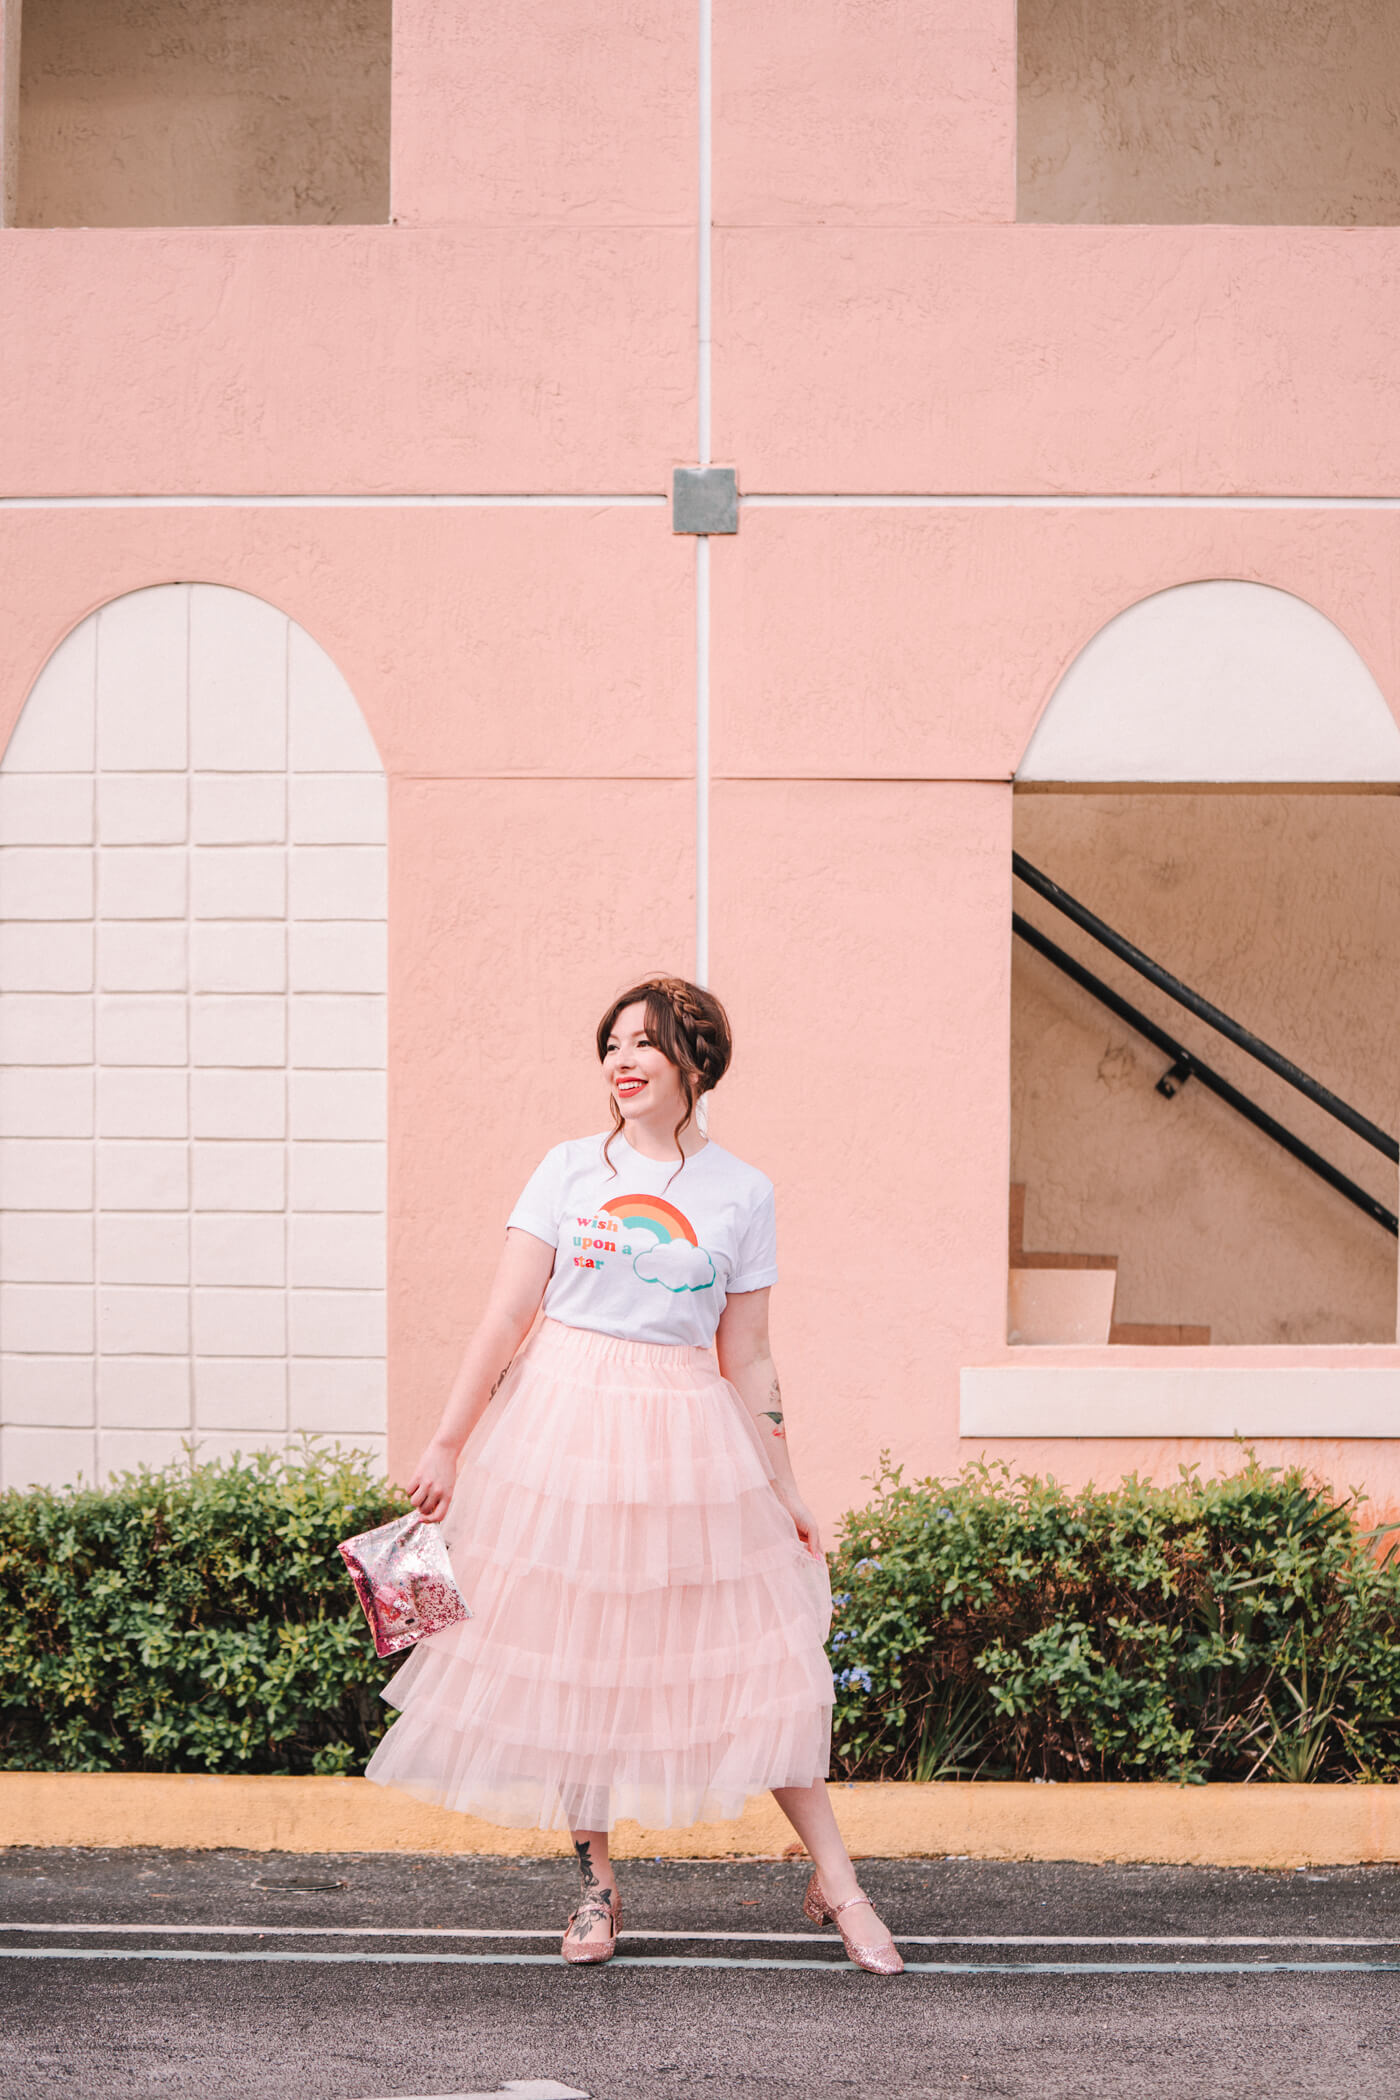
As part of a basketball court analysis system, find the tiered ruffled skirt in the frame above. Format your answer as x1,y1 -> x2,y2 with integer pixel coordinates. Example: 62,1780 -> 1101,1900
365,1317 -> 834,1831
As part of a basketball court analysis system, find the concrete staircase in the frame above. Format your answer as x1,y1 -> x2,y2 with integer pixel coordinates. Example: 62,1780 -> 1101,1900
1008,1184 -> 1211,1346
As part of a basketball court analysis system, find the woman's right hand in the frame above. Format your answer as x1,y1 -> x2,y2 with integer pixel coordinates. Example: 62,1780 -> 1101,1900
406,1441 -> 459,1524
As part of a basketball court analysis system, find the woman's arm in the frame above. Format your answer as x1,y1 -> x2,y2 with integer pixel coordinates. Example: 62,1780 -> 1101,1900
715,1288 -> 823,1560
406,1227 -> 556,1521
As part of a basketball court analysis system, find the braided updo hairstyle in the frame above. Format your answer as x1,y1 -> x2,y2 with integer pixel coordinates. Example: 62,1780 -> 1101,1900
595,976 -> 733,1177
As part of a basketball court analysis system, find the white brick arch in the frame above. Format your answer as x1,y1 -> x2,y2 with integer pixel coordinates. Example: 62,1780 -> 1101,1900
0,585 -> 387,1489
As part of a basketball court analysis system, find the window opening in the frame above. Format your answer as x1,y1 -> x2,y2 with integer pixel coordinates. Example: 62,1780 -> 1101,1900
15,0 -> 390,228
1018,0 -> 1400,225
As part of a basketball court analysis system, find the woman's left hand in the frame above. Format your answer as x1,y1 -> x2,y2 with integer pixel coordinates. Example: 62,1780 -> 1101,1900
774,1485 -> 823,1561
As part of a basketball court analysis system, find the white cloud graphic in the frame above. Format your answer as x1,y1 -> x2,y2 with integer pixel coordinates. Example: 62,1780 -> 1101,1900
633,1237 -> 716,1293
607,1219 -> 658,1257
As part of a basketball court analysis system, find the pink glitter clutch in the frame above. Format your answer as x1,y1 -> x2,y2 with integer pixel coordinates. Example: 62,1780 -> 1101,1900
338,1512 -> 472,1658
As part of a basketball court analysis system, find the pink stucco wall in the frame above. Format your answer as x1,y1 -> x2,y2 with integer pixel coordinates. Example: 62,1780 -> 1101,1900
2,2 -> 1400,1520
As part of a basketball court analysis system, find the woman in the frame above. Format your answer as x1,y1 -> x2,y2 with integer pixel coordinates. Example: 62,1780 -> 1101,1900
366,976 -> 902,1974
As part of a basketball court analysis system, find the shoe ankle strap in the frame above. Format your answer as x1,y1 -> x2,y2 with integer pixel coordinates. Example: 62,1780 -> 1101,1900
570,1892 -> 616,1920
828,1890 -> 869,1919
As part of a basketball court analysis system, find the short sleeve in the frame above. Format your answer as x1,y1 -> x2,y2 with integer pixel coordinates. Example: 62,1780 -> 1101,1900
506,1146 -> 565,1249
728,1183 -> 778,1294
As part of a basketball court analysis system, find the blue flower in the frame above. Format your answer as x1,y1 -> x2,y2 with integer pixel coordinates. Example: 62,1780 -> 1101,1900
832,1591 -> 852,1608
831,1629 -> 850,1648
835,1665 -> 873,1694
853,1558 -> 882,1573
938,1506 -> 954,1520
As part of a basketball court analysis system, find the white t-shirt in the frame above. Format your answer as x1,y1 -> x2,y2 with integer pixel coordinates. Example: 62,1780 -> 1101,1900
506,1131 -> 778,1349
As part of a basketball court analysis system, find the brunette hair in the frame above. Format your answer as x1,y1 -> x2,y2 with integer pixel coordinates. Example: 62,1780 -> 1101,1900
595,976 -> 733,1177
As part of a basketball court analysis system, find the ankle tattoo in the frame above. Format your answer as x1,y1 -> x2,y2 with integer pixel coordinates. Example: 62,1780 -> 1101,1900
574,1838 -> 607,1895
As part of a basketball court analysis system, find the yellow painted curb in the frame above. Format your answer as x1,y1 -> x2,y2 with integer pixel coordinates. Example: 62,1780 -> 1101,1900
4,1773 -> 1400,1868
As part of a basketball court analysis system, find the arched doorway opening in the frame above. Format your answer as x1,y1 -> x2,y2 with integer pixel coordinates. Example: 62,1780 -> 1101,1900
1009,582 -> 1400,1347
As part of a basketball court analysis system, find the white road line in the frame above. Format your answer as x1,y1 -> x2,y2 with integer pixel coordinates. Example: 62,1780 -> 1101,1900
2,1923 -> 1399,1947
350,2087 -> 586,2100
2,1947 -> 1399,1975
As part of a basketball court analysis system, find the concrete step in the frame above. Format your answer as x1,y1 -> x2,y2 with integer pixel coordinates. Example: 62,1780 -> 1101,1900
1008,1184 -> 1211,1345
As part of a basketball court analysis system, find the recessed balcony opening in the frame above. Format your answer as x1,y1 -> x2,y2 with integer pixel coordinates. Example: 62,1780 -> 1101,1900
1018,0 -> 1400,225
1009,787 -> 1400,1348
1008,581 -> 1400,1350
14,0 -> 390,228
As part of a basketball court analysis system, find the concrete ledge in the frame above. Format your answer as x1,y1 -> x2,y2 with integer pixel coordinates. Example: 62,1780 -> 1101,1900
5,1774 -> 1400,1868
960,1363 -> 1400,1438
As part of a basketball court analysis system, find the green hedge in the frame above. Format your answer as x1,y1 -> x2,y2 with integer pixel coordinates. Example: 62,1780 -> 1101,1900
5,1446 -> 1400,1783
0,1445 -> 405,1774
828,1456 -> 1400,1784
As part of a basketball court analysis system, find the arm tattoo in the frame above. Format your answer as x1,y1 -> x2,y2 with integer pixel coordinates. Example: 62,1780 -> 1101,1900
487,1364 -> 510,1402
760,1374 -> 786,1440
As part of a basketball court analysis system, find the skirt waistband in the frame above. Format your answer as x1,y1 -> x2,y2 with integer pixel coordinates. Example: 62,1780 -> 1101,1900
533,1316 -> 714,1371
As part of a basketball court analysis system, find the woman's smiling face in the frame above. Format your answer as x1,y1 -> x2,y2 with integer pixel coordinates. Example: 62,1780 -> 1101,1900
602,1000 -> 688,1130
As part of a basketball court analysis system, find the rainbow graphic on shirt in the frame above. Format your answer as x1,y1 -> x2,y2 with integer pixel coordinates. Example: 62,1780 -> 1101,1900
580,1191 -> 715,1293
598,1193 -> 698,1245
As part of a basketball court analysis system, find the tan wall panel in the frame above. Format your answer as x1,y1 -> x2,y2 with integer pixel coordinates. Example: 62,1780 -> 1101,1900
18,0 -> 389,228
1020,0 -> 1400,226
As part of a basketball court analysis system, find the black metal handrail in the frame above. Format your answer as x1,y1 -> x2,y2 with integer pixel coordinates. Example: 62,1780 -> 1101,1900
1013,853 -> 1399,1166
1013,912 -> 1398,1238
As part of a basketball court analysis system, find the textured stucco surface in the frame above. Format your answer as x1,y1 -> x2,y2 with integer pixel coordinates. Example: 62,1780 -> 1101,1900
714,0 -> 1015,225
1011,792 -> 1400,1347
0,509 -> 694,783
1020,0 -> 1400,226
391,0 -> 695,226
11,227 -> 1400,497
710,509 -> 1400,782
714,227 -> 1400,495
18,0 -> 390,228
0,228 -> 695,494
707,779 -> 1012,1526
0,1 -> 19,226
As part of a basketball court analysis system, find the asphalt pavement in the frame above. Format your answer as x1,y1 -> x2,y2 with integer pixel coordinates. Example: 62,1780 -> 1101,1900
3,1845 -> 1398,2099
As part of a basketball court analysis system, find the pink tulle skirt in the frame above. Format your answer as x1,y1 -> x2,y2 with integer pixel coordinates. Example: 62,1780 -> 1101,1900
364,1317 -> 834,1832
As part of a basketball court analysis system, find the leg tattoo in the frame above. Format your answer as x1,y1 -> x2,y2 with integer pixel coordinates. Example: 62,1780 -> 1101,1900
574,1838 -> 602,1894
569,1838 -> 614,1940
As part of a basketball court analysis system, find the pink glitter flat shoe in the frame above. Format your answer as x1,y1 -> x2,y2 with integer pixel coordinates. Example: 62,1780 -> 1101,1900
802,1871 -> 904,1975
561,1888 -> 622,1965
